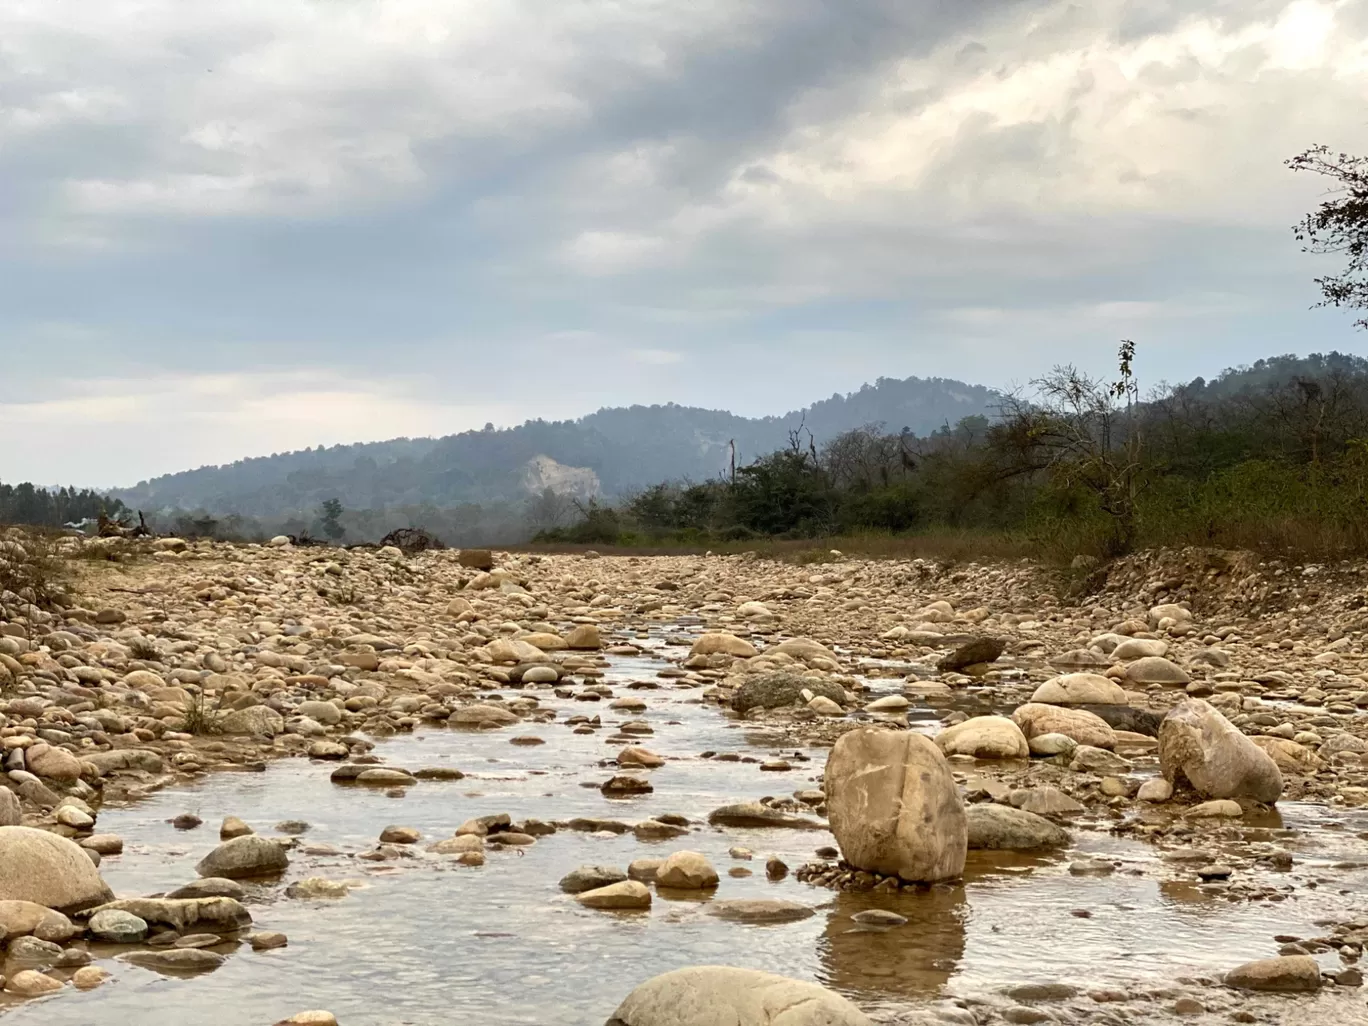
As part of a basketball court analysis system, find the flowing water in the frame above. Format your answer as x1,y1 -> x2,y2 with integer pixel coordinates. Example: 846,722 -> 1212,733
4,638 -> 1367,1024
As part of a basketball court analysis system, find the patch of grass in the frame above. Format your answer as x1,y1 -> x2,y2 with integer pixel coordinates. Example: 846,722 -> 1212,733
180,691 -> 221,736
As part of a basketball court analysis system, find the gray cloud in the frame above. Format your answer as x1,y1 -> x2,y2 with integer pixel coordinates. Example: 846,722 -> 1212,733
1,0 -> 1365,485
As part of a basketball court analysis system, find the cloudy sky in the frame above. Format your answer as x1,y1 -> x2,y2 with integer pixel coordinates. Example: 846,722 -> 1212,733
2,0 -> 1366,487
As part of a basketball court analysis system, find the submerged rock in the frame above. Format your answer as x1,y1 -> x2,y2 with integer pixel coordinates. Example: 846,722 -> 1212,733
121,948 -> 227,974
704,899 -> 813,924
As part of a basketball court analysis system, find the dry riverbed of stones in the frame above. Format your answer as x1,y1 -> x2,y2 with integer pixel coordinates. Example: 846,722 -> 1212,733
0,534 -> 1367,1023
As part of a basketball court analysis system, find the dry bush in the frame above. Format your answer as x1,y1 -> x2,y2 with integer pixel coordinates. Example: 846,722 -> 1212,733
0,529 -> 75,610
127,635 -> 162,662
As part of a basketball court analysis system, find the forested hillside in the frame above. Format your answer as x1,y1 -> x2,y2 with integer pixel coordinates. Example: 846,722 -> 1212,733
542,351 -> 1368,561
109,375 -> 1000,516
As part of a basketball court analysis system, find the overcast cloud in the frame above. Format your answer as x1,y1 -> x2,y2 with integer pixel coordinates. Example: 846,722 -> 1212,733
2,0 -> 1366,486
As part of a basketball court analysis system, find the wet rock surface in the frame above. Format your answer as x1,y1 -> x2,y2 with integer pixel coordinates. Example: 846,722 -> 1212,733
0,538 -> 1366,1023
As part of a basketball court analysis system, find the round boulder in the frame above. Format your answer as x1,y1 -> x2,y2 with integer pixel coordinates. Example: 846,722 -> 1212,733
1125,657 -> 1191,686
655,851 -> 718,890
88,908 -> 148,943
1012,703 -> 1116,750
1031,673 -> 1127,706
0,827 -> 114,912
936,716 -> 1029,759
194,835 -> 290,879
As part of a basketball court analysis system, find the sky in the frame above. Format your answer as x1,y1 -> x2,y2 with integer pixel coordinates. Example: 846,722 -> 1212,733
3,0 -> 1368,488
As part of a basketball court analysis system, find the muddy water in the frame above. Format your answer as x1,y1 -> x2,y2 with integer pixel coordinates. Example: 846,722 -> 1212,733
5,644 -> 1368,1024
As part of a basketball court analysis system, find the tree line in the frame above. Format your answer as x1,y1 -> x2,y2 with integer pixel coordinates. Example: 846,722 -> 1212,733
534,350 -> 1368,559
0,482 -> 128,529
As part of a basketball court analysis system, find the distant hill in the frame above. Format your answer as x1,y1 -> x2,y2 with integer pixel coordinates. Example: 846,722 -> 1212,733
111,375 -> 1002,517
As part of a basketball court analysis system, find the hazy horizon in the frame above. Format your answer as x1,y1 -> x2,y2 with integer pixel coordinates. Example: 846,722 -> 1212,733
4,1 -> 1367,487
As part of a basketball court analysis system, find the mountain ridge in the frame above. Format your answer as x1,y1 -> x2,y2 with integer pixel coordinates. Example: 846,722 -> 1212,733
112,375 -> 1002,516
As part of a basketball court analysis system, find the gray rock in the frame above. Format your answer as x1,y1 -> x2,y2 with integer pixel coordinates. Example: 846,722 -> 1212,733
936,636 -> 1006,672
7,935 -> 63,966
731,673 -> 845,713
559,865 -> 628,894
706,802 -> 825,830
0,786 -> 20,826
217,706 -> 285,737
194,835 -> 289,879
88,909 -> 148,943
966,805 -> 1070,850
1076,705 -> 1162,737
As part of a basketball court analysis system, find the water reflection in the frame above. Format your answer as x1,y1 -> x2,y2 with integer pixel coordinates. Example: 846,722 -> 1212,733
818,885 -> 967,999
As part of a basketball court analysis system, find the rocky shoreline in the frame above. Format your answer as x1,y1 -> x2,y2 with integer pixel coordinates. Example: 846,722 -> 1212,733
1,533 -> 1367,1023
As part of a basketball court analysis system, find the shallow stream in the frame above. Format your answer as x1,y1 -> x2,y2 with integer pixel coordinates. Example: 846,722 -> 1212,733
4,638 -> 1367,1024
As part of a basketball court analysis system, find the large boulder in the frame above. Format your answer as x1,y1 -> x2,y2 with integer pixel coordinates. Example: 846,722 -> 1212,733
935,716 -> 1029,759
606,966 -> 873,1026
731,673 -> 845,713
965,804 -> 1070,850
194,836 -> 290,879
0,827 -> 114,912
824,728 -> 967,882
1159,699 -> 1283,803
1012,703 -> 1116,750
1031,674 -> 1127,706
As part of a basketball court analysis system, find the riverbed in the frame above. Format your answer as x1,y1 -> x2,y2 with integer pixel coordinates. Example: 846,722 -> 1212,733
5,633 -> 1368,1025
